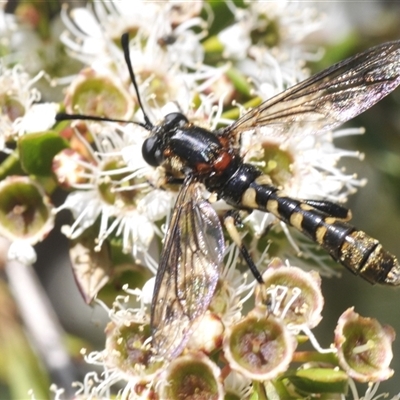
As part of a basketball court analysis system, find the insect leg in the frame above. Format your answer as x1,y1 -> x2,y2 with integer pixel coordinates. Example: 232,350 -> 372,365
165,176 -> 185,185
302,200 -> 351,220
224,210 -> 264,284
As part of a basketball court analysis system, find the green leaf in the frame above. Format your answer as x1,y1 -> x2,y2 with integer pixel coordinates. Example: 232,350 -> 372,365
286,368 -> 349,394
18,131 -> 69,176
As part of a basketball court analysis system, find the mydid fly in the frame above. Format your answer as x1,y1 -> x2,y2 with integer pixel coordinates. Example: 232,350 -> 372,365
57,33 -> 400,360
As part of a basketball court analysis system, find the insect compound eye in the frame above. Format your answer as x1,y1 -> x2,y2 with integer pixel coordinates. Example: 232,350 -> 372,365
163,112 -> 189,130
142,136 -> 164,167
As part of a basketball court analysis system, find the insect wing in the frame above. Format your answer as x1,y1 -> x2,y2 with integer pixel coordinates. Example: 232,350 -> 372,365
225,40 -> 400,140
150,177 -> 225,360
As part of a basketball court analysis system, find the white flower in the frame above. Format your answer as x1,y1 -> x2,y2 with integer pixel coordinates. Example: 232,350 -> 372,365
219,0 -> 323,96
0,6 -> 16,53
223,371 -> 252,400
15,102 -> 59,133
72,288 -> 160,399
0,65 -> 58,151
211,244 -> 257,327
348,380 -> 400,400
60,1 -> 207,73
56,122 -> 173,254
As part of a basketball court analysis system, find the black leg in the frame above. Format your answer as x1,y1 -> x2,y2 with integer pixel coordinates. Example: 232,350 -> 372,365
224,210 -> 264,284
302,199 -> 351,220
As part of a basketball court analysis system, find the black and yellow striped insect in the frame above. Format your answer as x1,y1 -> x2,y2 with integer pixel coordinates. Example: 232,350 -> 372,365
57,34 -> 400,361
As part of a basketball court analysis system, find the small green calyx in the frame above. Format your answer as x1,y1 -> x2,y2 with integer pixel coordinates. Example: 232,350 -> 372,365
232,318 -> 284,367
64,68 -> 134,120
137,70 -> 171,108
160,353 -> 222,400
169,363 -> 217,398
105,321 -> 161,376
223,313 -> 296,381
97,159 -> 144,207
250,17 -> 281,48
71,77 -> 129,119
116,324 -> 150,365
335,308 -> 395,382
257,260 -> 324,329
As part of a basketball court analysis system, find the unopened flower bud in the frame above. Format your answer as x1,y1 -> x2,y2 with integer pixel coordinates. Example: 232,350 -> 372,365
52,149 -> 91,189
186,311 -> 224,354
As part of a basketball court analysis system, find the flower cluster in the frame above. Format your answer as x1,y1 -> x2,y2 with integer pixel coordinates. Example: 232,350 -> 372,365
0,1 -> 399,399
72,260 -> 395,399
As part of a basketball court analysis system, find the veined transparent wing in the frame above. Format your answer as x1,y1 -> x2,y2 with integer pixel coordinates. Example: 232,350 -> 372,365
224,40 -> 400,140
150,176 -> 225,360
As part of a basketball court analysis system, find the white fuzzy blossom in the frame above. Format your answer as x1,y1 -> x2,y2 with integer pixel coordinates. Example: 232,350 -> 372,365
56,121 -> 174,254
0,65 -> 58,151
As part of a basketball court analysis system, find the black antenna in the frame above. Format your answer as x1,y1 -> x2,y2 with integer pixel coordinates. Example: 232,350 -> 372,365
121,33 -> 153,130
55,112 -> 148,128
56,33 -> 153,131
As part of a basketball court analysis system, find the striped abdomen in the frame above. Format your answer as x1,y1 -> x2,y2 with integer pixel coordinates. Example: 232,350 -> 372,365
233,174 -> 400,285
